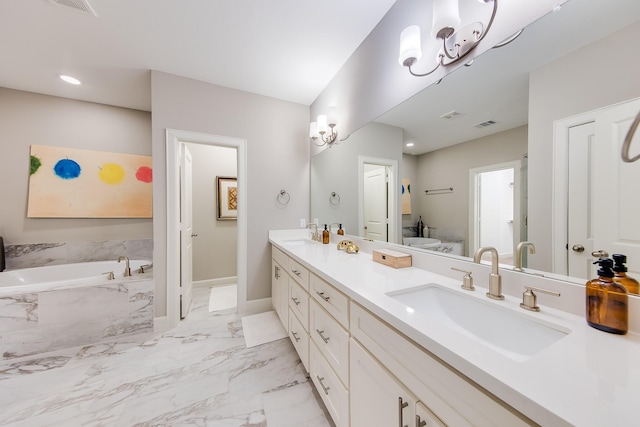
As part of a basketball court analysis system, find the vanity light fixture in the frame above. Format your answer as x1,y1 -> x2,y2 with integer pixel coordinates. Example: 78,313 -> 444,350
310,106 -> 339,146
399,0 -> 498,77
59,74 -> 82,85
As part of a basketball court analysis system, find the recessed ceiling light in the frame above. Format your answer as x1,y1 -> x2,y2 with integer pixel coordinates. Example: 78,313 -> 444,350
406,142 -> 415,147
59,75 -> 81,85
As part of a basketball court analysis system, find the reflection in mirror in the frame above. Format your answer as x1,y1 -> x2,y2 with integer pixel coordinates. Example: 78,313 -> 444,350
310,0 -> 640,289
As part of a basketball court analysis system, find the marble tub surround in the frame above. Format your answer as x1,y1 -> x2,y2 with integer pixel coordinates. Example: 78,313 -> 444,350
4,238 -> 153,270
0,275 -> 153,360
0,287 -> 332,427
270,229 -> 640,426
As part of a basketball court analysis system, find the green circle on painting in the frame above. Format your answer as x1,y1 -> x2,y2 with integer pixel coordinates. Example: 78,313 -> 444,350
30,155 -> 42,175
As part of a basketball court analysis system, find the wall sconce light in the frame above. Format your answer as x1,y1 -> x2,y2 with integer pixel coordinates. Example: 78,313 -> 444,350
399,0 -> 498,77
310,106 -> 339,146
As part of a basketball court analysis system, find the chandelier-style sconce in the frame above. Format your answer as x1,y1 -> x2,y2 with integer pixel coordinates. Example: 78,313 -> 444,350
399,0 -> 498,77
310,106 -> 339,146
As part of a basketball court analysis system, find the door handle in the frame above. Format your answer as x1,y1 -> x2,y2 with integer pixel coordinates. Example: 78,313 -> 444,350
571,244 -> 584,253
591,249 -> 609,258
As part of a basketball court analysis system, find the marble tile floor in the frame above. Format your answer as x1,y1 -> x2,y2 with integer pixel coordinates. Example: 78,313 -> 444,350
0,286 -> 334,427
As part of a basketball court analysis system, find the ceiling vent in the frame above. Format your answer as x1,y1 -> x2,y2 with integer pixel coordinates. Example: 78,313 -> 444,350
50,0 -> 97,17
473,120 -> 497,128
440,110 -> 463,120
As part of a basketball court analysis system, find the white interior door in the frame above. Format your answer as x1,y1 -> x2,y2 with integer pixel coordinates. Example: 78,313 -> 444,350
180,144 -> 194,319
593,99 -> 640,277
363,166 -> 387,241
567,122 -> 596,279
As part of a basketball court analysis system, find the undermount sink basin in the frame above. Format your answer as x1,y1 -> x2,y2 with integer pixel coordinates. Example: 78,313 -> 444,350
387,284 -> 570,361
402,237 -> 442,248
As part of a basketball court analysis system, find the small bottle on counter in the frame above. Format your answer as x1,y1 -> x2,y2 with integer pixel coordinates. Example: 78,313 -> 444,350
337,224 -> 344,235
612,254 -> 639,295
322,224 -> 330,244
586,258 -> 628,335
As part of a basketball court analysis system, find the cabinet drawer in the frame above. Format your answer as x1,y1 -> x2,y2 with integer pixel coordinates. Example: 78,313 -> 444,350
310,273 -> 349,328
272,246 -> 288,268
288,258 -> 309,291
289,308 -> 309,373
289,279 -> 309,331
310,300 -> 350,387
310,341 -> 349,427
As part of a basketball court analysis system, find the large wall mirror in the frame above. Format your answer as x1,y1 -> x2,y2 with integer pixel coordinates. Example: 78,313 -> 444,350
310,0 -> 640,288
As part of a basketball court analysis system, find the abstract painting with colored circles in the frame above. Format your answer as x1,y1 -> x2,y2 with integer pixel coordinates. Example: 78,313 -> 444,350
27,144 -> 153,218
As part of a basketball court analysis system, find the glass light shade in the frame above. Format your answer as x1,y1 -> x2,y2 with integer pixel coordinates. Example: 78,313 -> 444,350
317,115 -> 328,134
327,106 -> 338,127
432,0 -> 461,38
309,121 -> 318,138
399,25 -> 422,66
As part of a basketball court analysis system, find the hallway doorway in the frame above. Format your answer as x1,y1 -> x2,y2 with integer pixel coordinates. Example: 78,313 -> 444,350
166,129 -> 247,326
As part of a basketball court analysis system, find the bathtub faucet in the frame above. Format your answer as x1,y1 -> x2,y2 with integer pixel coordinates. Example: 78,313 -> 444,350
118,256 -> 131,277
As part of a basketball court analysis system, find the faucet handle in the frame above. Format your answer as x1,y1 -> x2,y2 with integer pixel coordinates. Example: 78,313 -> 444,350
520,286 -> 561,312
451,267 -> 475,291
102,271 -> 115,280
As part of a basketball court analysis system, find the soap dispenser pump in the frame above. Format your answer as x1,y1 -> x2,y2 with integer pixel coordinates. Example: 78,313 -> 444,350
337,224 -> 344,236
612,253 -> 639,295
586,258 -> 628,335
322,224 -> 330,244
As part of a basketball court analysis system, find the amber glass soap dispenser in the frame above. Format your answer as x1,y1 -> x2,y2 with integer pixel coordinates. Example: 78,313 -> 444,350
612,253 -> 639,295
322,224 -> 330,244
586,258 -> 628,335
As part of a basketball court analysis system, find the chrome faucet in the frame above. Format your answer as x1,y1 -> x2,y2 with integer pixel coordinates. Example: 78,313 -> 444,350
473,247 -> 503,300
306,223 -> 320,242
118,256 -> 131,277
514,242 -> 536,272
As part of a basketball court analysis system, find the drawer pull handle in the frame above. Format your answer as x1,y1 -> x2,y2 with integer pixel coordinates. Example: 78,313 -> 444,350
292,269 -> 301,276
291,331 -> 301,342
291,297 -> 301,305
315,329 -> 330,343
274,266 -> 280,279
316,375 -> 330,395
416,415 -> 427,427
398,397 -> 409,427
315,291 -> 330,302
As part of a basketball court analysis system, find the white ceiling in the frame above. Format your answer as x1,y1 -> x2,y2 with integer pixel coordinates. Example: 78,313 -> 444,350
0,0 -> 397,111
376,0 -> 640,155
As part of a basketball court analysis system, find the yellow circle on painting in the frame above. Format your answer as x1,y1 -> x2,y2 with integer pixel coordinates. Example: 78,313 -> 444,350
98,163 -> 125,185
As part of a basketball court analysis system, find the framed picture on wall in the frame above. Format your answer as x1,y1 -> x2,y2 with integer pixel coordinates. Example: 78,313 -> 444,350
217,176 -> 237,220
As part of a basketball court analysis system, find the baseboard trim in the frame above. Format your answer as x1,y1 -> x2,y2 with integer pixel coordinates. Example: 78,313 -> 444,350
154,316 -> 170,333
193,276 -> 238,289
239,297 -> 273,316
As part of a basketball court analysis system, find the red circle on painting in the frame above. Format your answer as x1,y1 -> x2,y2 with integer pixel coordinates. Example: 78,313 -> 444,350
136,166 -> 153,183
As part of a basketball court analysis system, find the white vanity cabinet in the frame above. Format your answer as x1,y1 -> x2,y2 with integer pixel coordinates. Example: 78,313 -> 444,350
350,302 -> 534,427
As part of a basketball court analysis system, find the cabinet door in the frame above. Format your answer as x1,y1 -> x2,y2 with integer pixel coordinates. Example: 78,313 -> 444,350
351,338 -> 416,427
271,259 -> 288,328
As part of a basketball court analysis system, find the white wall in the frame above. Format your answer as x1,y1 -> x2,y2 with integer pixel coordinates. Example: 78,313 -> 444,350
416,125 -> 527,256
401,152 -> 419,230
0,88 -> 152,244
186,143 -> 237,283
151,71 -> 309,317
528,21 -> 640,271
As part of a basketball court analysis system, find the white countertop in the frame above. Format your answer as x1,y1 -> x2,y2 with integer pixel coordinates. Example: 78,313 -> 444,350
270,229 -> 640,427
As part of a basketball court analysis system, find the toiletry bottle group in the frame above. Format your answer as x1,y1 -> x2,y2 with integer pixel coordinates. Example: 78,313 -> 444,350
586,258 -> 628,335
